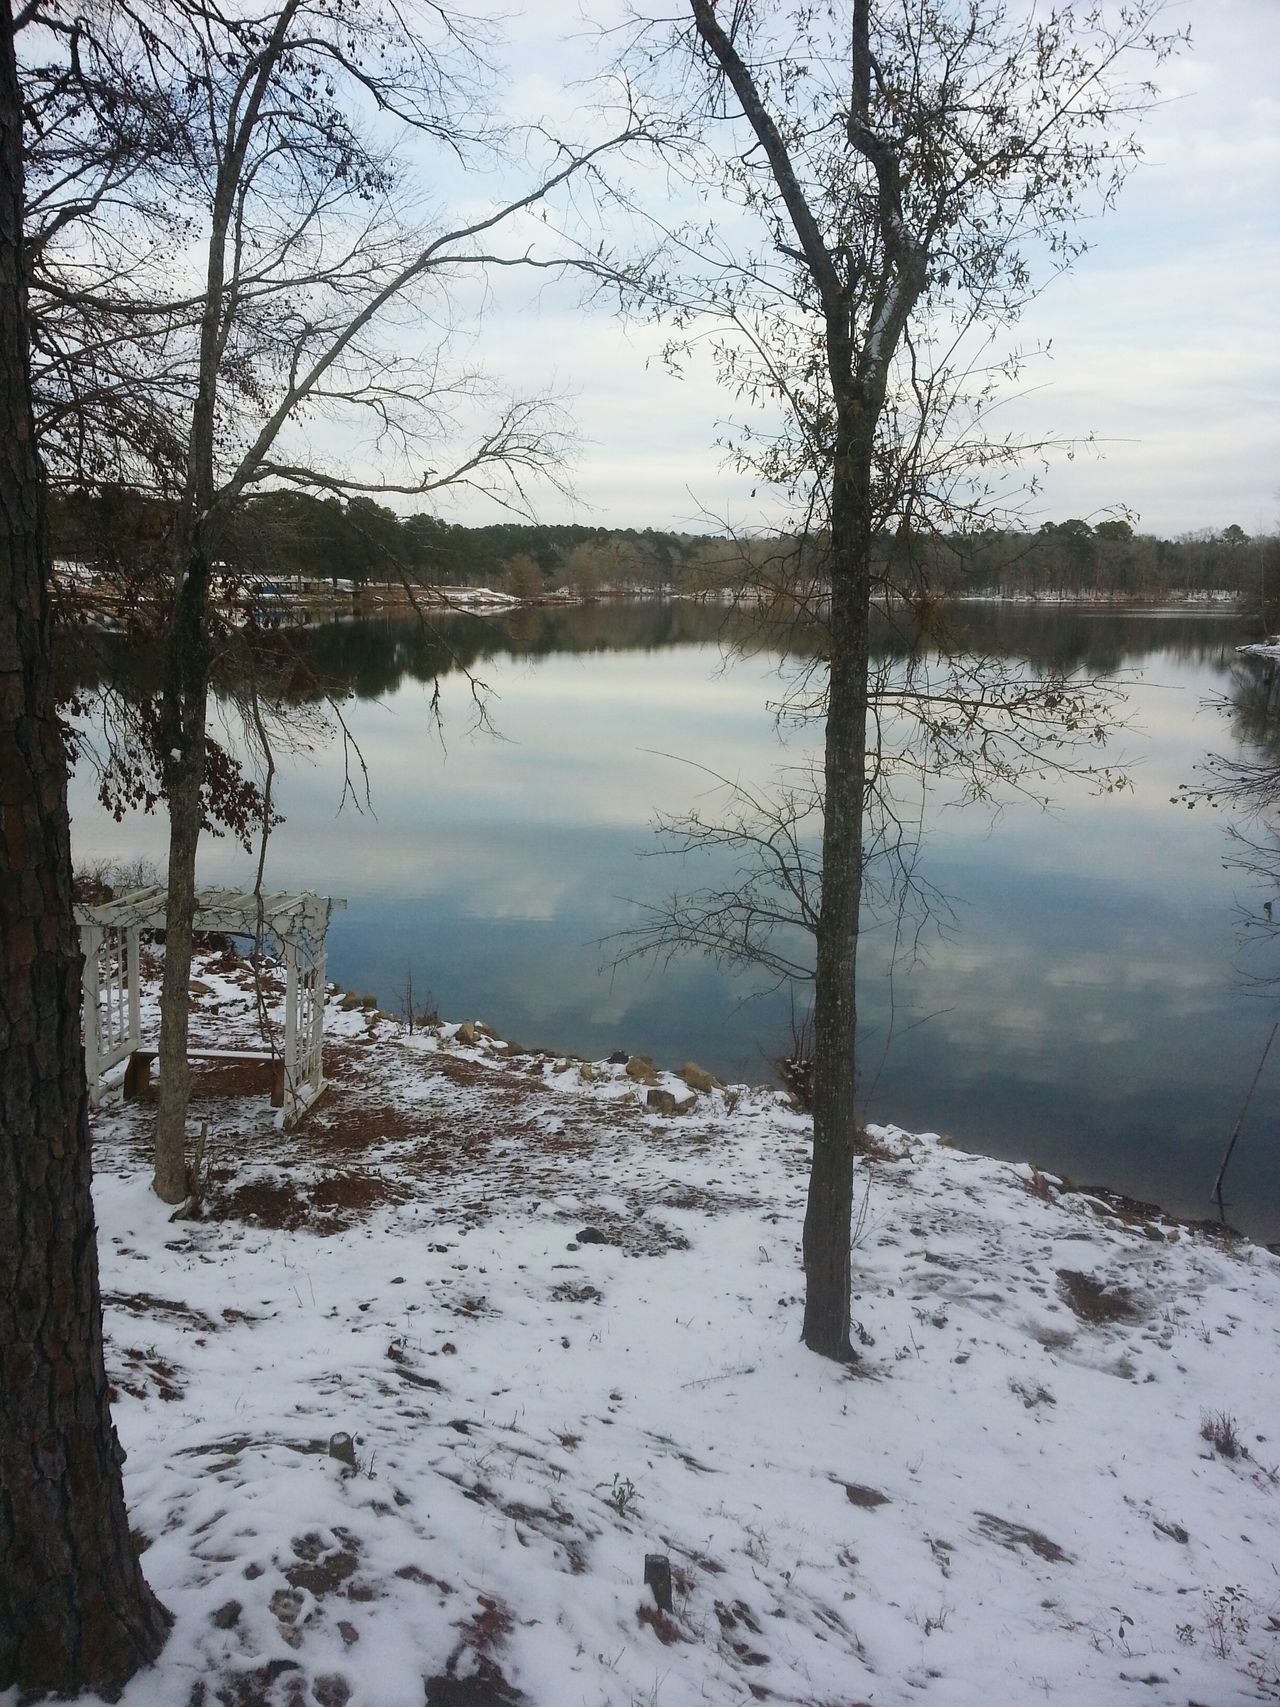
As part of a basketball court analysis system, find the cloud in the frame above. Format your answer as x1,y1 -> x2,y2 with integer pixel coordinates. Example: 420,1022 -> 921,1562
456,0 -> 1280,538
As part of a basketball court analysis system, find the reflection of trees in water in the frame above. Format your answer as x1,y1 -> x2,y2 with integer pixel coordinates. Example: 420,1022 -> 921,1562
1222,657 -> 1280,764
935,605 -> 1243,675
65,599 -> 1248,707
1198,654 -> 1280,987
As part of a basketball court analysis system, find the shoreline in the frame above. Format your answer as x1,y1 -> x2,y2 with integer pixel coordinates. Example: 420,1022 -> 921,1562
320,972 -> 1273,1259
100,935 -> 1277,1259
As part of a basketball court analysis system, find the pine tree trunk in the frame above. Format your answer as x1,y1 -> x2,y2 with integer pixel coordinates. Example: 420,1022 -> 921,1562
801,443 -> 871,1361
0,5 -> 171,1688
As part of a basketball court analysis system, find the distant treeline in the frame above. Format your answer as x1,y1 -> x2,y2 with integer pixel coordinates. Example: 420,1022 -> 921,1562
931,519 -> 1276,601
48,487 -> 1278,603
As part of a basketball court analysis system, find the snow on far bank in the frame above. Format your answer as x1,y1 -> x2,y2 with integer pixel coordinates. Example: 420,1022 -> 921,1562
959,588 -> 1243,607
33,949 -> 1280,1707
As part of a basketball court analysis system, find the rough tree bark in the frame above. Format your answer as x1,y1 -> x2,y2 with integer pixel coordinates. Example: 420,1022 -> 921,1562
0,0 -> 171,1689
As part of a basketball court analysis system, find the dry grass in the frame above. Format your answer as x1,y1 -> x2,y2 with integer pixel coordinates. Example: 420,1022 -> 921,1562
975,1512 -> 1073,1564
636,1602 -> 684,1645
850,1127 -> 899,1163
1056,1268 -> 1142,1324
1201,1410 -> 1246,1460
1023,1168 -> 1058,1202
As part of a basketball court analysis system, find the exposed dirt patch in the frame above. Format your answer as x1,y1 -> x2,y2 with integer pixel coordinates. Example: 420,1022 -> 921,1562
1056,1268 -> 1142,1324
715,1599 -> 763,1635
189,1059 -> 282,1103
312,1677 -> 352,1707
396,1564 -> 455,1595
432,1052 -> 546,1097
218,1176 -> 309,1231
561,1210 -> 692,1258
637,1602 -> 684,1645
303,1088 -> 424,1151
1021,1168 -> 1059,1203
213,1167 -> 408,1233
424,1656 -> 526,1706
103,1290 -> 220,1332
457,1593 -> 516,1651
386,1340 -> 445,1391
975,1511 -> 1073,1563
499,1499 -> 576,1541
284,1529 -> 361,1598
550,1281 -> 601,1303
195,1655 -> 305,1707
444,1292 -> 492,1318
1010,1378 -> 1056,1409
651,1182 -> 761,1215
310,1171 -> 408,1215
843,1482 -> 891,1508
850,1127 -> 903,1162
110,1346 -> 185,1403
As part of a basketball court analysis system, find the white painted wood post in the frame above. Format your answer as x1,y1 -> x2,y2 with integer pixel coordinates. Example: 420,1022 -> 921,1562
126,926 -> 142,1054
283,944 -> 299,1124
81,922 -> 101,1103
310,942 -> 327,1094
112,928 -> 125,1048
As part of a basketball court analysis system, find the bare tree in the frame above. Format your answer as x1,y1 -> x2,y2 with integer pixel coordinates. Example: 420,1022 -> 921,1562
618,0 -> 1183,1359
24,0 -> 640,1200
0,2 -> 170,1689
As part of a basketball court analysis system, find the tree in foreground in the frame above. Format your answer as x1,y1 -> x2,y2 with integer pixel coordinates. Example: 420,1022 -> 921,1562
622,0 -> 1184,1359
0,2 -> 170,1691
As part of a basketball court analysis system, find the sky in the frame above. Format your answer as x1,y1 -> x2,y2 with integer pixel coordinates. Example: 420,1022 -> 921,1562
358,1 -> 1280,541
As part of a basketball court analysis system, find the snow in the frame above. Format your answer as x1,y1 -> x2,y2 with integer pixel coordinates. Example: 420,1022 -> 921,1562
20,949 -> 1280,1707
961,589 -> 1243,607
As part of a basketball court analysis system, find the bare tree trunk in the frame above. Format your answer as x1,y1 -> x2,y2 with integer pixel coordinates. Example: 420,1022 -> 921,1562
152,739 -> 205,1200
802,442 -> 870,1361
153,542 -> 212,1202
0,4 -> 171,1686
152,104 -> 233,1197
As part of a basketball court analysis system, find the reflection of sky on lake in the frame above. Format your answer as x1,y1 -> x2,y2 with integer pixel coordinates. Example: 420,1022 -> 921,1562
69,606 -> 1280,1241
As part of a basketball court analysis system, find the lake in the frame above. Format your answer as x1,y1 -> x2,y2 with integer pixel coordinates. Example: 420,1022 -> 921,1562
68,600 -> 1280,1243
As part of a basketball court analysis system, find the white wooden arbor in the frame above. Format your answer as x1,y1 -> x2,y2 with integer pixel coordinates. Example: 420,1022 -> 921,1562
76,886 -> 345,1126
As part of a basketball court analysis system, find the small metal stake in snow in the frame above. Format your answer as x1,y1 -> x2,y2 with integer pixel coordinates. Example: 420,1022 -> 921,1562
328,1432 -> 356,1468
1212,1021 -> 1277,1222
644,1553 -> 673,1613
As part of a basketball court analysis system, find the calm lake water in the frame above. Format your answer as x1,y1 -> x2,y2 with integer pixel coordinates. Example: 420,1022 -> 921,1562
69,601 -> 1280,1242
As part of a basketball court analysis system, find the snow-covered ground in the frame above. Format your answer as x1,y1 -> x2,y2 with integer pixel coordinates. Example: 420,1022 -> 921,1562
44,949 -> 1280,1706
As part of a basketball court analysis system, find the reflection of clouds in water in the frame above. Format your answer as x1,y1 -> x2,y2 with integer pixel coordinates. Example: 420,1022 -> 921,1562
65,605 -> 1280,1238
269,648 -> 811,838
860,896 -> 1229,1089
457,871 -> 576,924
1041,954 -> 1221,997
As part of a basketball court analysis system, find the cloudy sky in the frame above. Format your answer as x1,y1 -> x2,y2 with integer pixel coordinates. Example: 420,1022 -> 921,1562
401,1 -> 1279,541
